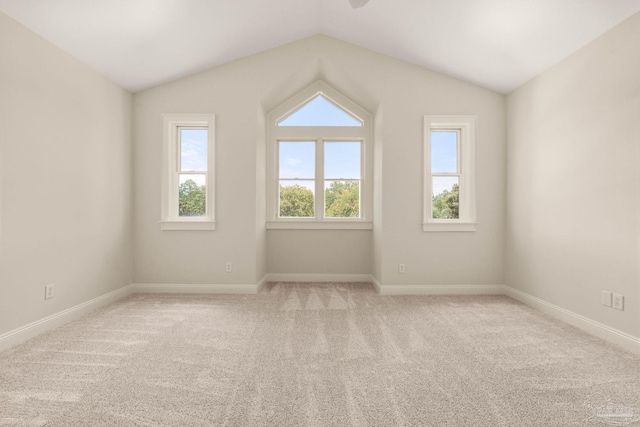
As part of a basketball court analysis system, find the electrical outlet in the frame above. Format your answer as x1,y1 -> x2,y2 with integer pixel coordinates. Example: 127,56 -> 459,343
44,283 -> 55,300
612,294 -> 624,311
398,263 -> 405,273
225,262 -> 232,273
601,291 -> 612,307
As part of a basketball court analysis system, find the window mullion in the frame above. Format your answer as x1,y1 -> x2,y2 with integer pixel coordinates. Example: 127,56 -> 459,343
456,129 -> 462,174
176,128 -> 182,173
171,132 -> 180,214
171,168 -> 179,215
316,139 -> 324,220
359,139 -> 365,220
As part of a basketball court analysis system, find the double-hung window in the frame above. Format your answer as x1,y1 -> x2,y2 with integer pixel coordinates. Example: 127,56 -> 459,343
161,114 -> 215,230
423,116 -> 477,231
267,81 -> 372,229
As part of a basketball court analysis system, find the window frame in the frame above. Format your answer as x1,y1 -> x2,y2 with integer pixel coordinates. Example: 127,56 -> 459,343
423,115 -> 477,232
267,81 -> 372,230
161,114 -> 215,231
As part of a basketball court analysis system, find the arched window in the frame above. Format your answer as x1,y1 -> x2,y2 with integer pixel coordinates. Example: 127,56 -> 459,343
267,81 -> 372,229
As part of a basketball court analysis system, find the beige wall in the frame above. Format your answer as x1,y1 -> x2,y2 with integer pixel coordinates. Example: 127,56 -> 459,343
3,5 -> 637,348
373,55 -> 506,287
133,35 -> 506,287
267,230 -> 372,275
0,12 -> 133,335
506,13 -> 640,337
255,108 -> 268,281
133,52 -> 267,285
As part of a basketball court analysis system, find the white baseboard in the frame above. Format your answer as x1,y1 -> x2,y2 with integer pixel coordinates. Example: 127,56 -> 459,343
3,279 -> 637,357
370,275 -> 383,292
266,273 -> 373,283
132,282 -> 261,294
270,275 -> 503,296
256,274 -> 268,293
504,286 -> 640,355
0,278 -> 267,353
377,283 -> 505,296
0,284 -> 134,353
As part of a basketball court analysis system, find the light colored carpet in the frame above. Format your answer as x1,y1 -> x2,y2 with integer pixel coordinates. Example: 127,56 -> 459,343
0,282 -> 638,426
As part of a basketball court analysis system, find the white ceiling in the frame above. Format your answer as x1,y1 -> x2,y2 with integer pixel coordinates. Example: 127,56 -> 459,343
1,0 -> 639,93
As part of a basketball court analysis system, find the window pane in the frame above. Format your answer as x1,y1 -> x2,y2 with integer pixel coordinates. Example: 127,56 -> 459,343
431,131 -> 458,173
279,142 -> 315,179
180,129 -> 208,172
278,95 -> 362,127
325,180 -> 360,218
325,142 -> 360,179
432,176 -> 459,219
179,174 -> 206,217
279,180 -> 314,217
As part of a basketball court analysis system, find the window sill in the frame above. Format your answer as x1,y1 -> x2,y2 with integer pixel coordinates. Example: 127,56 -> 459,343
267,220 -> 373,230
160,220 -> 216,231
422,222 -> 477,232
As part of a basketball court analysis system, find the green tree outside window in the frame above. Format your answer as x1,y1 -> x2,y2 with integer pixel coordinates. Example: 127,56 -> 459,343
179,179 -> 206,216
432,183 -> 459,219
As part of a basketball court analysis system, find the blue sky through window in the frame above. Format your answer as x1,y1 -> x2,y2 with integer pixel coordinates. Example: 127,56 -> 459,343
431,131 -> 459,196
279,142 -> 315,180
180,129 -> 208,172
278,95 -> 362,127
431,131 -> 457,173
432,176 -> 458,197
179,173 -> 205,186
325,142 -> 360,179
277,96 -> 364,186
279,141 -> 362,186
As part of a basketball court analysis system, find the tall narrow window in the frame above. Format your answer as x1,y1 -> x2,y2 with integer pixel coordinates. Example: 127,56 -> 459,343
325,141 -> 361,218
431,130 -> 460,220
178,128 -> 208,217
279,141 -> 315,218
161,114 -> 215,230
424,116 -> 476,232
267,81 -> 372,229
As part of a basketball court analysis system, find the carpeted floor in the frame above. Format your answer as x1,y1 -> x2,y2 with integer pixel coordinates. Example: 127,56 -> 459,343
0,282 -> 638,426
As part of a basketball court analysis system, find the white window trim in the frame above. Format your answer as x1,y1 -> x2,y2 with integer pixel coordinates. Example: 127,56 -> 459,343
423,115 -> 477,232
267,81 -> 373,230
161,114 -> 215,231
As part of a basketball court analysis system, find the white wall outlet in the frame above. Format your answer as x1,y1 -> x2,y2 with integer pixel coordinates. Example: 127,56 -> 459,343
612,293 -> 624,311
44,283 -> 55,300
225,262 -> 232,273
398,263 -> 405,273
601,291 -> 612,307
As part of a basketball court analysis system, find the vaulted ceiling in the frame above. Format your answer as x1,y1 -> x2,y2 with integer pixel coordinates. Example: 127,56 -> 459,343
1,0 -> 638,93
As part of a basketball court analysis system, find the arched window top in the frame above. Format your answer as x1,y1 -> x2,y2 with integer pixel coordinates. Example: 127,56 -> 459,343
277,95 -> 362,127
266,81 -> 373,229
270,81 -> 370,130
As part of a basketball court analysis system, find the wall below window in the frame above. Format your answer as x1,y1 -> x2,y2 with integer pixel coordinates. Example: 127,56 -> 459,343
267,230 -> 372,276
506,12 -> 640,338
0,12 -> 133,337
